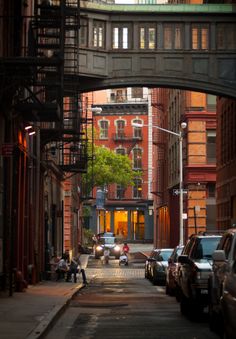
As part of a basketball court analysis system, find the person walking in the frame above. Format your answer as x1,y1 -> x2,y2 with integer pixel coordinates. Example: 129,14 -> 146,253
103,247 -> 110,265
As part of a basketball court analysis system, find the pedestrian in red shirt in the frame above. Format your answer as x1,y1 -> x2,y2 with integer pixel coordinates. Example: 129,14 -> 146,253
123,242 -> 130,254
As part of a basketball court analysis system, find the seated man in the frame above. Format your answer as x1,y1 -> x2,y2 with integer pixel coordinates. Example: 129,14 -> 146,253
56,255 -> 69,281
66,255 -> 87,284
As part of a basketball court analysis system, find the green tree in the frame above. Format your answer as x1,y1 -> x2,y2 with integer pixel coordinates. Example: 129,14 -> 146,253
82,145 -> 140,194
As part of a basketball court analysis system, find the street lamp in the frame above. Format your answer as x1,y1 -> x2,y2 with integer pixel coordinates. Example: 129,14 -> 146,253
91,106 -> 102,114
132,121 -> 187,246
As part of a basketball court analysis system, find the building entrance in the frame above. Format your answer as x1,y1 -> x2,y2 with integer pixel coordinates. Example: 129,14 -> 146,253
114,210 -> 128,240
131,210 -> 145,241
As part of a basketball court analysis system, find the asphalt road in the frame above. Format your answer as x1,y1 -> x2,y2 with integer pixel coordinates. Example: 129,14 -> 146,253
44,258 -> 219,339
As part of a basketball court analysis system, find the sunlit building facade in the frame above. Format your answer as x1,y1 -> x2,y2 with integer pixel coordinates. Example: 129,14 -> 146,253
83,88 -> 154,242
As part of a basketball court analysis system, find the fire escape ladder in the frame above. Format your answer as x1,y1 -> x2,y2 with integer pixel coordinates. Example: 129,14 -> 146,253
13,0 -> 66,122
36,0 -> 93,174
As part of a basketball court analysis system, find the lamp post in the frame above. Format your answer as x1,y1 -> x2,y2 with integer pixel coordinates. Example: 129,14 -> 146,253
132,121 -> 187,246
91,106 -> 103,235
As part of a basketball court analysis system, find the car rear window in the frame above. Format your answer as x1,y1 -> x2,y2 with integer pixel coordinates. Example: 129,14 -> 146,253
193,237 -> 221,259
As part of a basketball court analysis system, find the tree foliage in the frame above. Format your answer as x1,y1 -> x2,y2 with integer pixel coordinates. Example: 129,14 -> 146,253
82,145 -> 140,193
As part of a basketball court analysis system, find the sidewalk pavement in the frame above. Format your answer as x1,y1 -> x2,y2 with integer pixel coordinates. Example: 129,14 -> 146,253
0,246 -> 153,339
0,280 -> 86,339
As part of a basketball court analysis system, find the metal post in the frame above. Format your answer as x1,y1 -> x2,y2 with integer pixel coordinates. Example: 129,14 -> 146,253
179,133 -> 184,246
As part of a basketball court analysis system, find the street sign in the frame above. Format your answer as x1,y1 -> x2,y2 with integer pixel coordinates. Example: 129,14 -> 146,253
173,189 -> 188,195
96,189 -> 105,209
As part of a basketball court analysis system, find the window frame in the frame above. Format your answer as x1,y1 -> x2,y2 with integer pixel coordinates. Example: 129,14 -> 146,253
133,178 -> 142,199
112,23 -> 131,49
93,20 -> 105,48
191,24 -> 209,51
133,147 -> 142,170
99,120 -> 109,139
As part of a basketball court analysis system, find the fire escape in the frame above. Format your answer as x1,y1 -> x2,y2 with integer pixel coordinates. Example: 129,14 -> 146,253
1,0 -> 91,174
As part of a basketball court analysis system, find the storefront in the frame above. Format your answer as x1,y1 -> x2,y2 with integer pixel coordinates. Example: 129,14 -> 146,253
91,201 -> 153,242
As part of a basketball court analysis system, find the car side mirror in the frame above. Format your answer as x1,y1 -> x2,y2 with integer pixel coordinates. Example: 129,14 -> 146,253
212,250 -> 226,262
168,258 -> 173,264
178,255 -> 189,264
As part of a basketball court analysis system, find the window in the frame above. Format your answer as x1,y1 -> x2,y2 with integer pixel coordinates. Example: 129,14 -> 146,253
110,89 -> 127,103
133,148 -> 142,169
131,88 -> 143,99
217,23 -> 236,50
163,24 -> 182,50
174,26 -> 181,49
207,94 -> 216,112
116,120 -> 125,139
112,25 -> 130,49
80,18 -> 88,47
192,26 -> 209,50
116,148 -> 125,156
208,183 -> 216,198
139,26 -> 155,49
164,26 -> 172,49
93,21 -> 105,48
116,184 -> 125,199
133,178 -> 142,199
99,120 -> 108,139
133,119 -> 142,139
207,130 -> 216,163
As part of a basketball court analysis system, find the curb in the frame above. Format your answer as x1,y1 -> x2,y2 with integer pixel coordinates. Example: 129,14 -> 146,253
26,283 -> 85,339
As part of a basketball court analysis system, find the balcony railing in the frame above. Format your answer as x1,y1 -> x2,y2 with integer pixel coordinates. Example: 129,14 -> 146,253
112,133 -> 143,142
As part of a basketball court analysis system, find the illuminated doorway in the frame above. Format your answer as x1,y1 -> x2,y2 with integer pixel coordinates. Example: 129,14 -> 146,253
98,210 -> 111,233
131,210 -> 145,240
114,210 -> 128,240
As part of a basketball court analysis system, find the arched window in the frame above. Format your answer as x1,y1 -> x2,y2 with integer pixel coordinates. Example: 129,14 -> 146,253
116,148 -> 126,156
99,120 -> 108,139
133,148 -> 142,169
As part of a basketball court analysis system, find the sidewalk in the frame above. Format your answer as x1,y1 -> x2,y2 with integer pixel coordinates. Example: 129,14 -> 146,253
0,280 -> 85,339
0,246 -> 152,339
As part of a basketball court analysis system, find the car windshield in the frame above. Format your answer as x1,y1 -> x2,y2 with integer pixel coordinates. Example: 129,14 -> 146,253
100,237 -> 116,245
194,237 -> 221,259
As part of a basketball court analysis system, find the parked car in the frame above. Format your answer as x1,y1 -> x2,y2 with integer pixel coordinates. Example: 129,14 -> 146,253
150,248 -> 173,285
176,233 -> 221,317
208,227 -> 236,335
95,235 -> 121,259
165,245 -> 184,296
145,249 -> 159,280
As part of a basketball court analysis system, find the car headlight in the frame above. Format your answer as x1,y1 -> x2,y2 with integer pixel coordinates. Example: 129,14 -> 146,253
96,245 -> 103,251
114,245 -> 120,251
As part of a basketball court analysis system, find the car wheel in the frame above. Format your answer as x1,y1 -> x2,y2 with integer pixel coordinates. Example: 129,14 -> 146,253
165,283 -> 170,295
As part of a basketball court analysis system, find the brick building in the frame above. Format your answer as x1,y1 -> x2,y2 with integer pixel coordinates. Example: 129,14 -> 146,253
152,89 -> 217,248
83,88 -> 154,242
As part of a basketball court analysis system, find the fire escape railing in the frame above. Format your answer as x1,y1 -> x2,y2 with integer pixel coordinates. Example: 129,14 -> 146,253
0,0 -> 92,174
